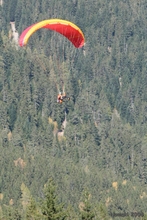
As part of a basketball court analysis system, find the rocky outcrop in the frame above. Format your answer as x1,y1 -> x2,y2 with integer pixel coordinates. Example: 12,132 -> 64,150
0,0 -> 3,6
10,21 -> 19,44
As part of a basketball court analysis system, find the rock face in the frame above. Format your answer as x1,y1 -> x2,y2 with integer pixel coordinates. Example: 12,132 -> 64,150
14,158 -> 26,169
0,0 -> 3,6
10,21 -> 19,44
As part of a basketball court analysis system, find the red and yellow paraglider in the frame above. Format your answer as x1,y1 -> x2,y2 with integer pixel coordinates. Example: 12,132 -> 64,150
19,19 -> 85,48
19,19 -> 85,104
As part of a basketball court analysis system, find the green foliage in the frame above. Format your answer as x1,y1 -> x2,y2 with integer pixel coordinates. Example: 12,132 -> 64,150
79,190 -> 95,220
2,206 -> 21,220
1,0 -> 147,218
41,179 -> 67,220
8,102 -> 17,131
26,197 -> 42,220
0,33 -> 3,48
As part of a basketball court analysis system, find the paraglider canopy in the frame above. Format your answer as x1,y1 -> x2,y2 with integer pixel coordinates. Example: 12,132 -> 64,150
19,19 -> 85,48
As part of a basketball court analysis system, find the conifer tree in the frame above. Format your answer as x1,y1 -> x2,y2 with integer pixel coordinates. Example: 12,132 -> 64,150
79,190 -> 95,220
41,178 -> 67,220
26,196 -> 42,220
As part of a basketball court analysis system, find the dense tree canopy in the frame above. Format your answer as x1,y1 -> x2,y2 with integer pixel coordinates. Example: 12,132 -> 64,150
1,0 -> 147,219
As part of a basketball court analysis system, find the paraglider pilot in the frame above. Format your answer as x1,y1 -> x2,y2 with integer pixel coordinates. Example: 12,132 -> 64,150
57,92 -> 70,104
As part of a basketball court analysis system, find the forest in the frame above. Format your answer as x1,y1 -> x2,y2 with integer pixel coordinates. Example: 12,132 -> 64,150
1,0 -> 147,219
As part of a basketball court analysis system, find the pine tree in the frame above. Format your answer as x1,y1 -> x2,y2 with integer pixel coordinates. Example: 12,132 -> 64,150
2,206 -> 21,220
0,33 -> 3,48
79,190 -> 95,220
41,178 -> 67,220
26,196 -> 43,220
